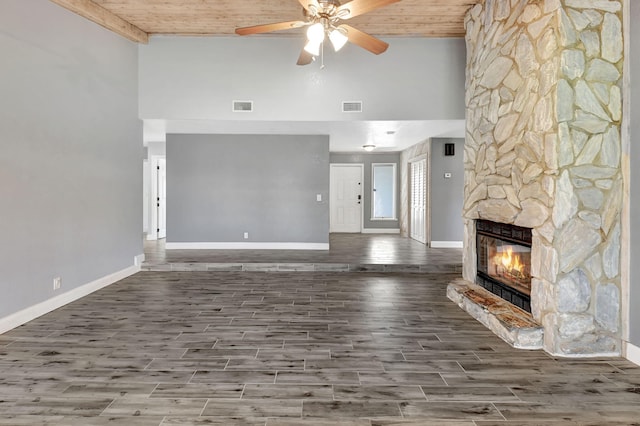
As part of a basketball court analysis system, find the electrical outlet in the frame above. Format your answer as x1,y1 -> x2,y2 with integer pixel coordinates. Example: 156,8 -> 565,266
244,232 -> 249,239
53,277 -> 61,290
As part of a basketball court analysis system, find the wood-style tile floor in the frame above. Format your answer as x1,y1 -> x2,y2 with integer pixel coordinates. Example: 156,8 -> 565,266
1,271 -> 639,425
143,234 -> 463,274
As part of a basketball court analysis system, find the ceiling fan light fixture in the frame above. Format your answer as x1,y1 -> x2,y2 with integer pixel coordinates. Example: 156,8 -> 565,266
336,8 -> 351,19
307,22 -> 325,44
362,144 -> 376,152
304,40 -> 322,56
235,0 -> 399,65
307,4 -> 319,16
329,27 -> 348,51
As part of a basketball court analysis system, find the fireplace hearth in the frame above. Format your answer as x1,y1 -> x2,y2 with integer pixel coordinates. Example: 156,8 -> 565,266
476,220 -> 532,312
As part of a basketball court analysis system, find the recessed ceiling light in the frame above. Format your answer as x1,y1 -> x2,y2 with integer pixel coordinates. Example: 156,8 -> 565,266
362,144 -> 376,152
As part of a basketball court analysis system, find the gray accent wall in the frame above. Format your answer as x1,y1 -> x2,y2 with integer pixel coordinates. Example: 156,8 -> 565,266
330,153 -> 401,230
430,138 -> 465,242
139,37 -> 466,121
167,134 -> 329,244
0,1 -> 142,318
630,0 -> 640,347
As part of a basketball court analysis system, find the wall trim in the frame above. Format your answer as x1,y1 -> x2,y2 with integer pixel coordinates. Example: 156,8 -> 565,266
361,228 -> 401,234
134,253 -> 146,266
621,0 -> 632,348
625,341 -> 640,367
431,241 -> 464,248
0,261 -> 142,335
165,242 -> 330,250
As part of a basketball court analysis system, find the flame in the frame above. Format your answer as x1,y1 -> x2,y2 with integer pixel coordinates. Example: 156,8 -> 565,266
494,246 -> 525,276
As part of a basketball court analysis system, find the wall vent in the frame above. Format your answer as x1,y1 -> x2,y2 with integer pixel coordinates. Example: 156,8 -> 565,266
342,101 -> 363,113
233,100 -> 253,112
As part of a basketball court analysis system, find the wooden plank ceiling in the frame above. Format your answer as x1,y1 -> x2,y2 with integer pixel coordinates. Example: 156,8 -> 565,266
50,0 -> 477,43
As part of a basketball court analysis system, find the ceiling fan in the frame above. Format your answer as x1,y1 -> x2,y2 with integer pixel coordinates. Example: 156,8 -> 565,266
235,0 -> 401,65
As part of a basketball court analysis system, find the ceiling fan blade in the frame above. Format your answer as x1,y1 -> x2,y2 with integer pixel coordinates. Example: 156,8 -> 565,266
337,0 -> 401,20
298,0 -> 320,12
341,24 -> 389,55
297,49 -> 314,66
235,20 -> 306,36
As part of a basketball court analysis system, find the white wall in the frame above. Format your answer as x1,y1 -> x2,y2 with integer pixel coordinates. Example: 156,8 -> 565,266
0,0 -> 142,323
139,36 -> 466,122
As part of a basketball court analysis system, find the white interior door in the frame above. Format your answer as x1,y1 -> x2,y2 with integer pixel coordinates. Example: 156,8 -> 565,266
330,164 -> 362,233
143,160 -> 149,234
410,159 -> 427,244
156,157 -> 167,239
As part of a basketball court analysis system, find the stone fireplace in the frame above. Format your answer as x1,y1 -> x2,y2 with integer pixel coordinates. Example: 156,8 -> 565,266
450,0 -> 624,357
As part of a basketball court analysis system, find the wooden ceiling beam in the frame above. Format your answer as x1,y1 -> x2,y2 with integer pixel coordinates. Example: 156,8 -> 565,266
50,0 -> 149,43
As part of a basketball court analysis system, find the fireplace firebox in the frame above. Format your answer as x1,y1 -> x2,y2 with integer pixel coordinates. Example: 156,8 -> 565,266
476,220 -> 532,312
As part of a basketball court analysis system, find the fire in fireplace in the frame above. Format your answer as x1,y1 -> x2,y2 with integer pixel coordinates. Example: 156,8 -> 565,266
476,220 -> 532,312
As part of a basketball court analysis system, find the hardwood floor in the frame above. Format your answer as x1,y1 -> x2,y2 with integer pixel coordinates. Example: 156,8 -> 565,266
1,270 -> 639,425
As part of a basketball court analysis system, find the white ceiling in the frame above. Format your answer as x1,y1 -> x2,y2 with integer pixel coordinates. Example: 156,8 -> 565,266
143,119 -> 465,152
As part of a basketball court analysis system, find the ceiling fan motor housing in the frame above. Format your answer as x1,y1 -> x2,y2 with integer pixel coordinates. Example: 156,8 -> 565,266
307,0 -> 342,20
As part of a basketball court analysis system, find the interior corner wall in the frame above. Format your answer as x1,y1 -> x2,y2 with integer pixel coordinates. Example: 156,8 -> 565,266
629,0 -> 640,347
167,134 -> 329,244
430,138 -> 465,242
329,153 -> 401,230
0,1 -> 142,320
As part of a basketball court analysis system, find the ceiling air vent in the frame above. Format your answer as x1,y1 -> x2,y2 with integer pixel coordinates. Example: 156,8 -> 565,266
232,100 -> 253,112
342,101 -> 363,113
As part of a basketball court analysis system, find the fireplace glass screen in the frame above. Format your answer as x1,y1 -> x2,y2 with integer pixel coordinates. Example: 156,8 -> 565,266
477,236 -> 531,295
476,220 -> 532,312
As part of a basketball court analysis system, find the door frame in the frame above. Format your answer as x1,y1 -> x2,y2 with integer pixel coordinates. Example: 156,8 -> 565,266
408,154 -> 430,245
147,155 -> 166,241
329,163 -> 364,233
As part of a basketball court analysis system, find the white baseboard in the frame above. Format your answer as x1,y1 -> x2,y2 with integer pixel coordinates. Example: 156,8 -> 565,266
165,242 -> 330,250
625,341 -> 640,366
134,253 -> 145,266
431,241 -> 464,248
0,261 -> 141,335
361,228 -> 401,234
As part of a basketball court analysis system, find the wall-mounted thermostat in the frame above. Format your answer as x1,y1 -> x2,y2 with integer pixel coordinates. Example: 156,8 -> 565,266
444,143 -> 455,156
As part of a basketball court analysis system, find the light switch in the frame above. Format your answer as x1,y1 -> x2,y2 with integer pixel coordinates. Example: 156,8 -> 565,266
317,194 -> 322,202
444,173 -> 452,179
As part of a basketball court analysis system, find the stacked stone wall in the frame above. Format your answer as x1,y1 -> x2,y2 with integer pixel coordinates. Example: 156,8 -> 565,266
464,0 -> 623,355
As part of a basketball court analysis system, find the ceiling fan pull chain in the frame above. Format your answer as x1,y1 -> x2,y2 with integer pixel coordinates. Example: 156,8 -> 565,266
321,41 -> 325,69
